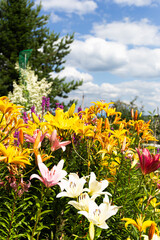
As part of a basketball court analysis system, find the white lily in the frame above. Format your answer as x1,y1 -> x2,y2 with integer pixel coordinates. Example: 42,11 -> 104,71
78,199 -> 119,229
68,192 -> 91,212
56,173 -> 86,198
84,172 -> 111,199
142,234 -> 160,240
103,194 -> 120,219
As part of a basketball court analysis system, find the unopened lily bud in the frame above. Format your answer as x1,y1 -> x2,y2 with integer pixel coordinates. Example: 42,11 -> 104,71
89,222 -> 95,240
88,161 -> 90,168
134,110 -> 138,121
148,223 -> 156,240
36,154 -> 43,165
105,118 -> 110,129
121,137 -> 126,153
19,129 -> 24,145
131,108 -> 134,119
32,112 -> 40,124
33,130 -> 42,149
34,150 -> 42,165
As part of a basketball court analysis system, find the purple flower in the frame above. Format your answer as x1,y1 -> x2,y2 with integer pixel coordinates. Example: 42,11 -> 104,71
14,131 -> 20,146
22,111 -> 28,124
46,97 -> 50,111
55,102 -> 64,109
42,96 -> 50,114
31,105 -> 36,114
42,96 -> 46,114
78,106 -> 82,112
77,106 -> 82,119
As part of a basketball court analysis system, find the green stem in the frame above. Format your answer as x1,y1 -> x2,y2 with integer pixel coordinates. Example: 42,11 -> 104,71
140,232 -> 142,240
0,113 -> 4,124
133,174 -> 145,218
71,136 -> 87,163
31,185 -> 45,240
23,165 -> 37,177
31,208 -> 42,240
136,174 -> 145,196
7,191 -> 18,240
112,151 -> 124,202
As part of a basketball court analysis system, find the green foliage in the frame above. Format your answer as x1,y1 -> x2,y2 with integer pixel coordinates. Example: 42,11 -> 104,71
112,97 -> 144,121
147,108 -> 160,144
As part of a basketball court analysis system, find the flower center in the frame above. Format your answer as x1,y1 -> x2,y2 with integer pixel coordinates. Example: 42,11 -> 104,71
70,181 -> 76,188
93,209 -> 101,217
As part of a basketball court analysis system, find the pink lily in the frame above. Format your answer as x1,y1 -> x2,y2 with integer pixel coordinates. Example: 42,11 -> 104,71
24,129 -> 47,149
47,130 -> 71,152
136,148 -> 160,175
30,160 -> 67,188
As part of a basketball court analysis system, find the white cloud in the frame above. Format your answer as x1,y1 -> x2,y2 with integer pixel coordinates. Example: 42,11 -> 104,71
68,37 -> 128,71
66,78 -> 160,113
35,0 -> 97,15
51,66 -> 93,82
67,36 -> 160,78
112,47 -> 160,78
113,0 -> 158,7
50,13 -> 62,23
51,65 -> 160,113
92,18 -> 160,46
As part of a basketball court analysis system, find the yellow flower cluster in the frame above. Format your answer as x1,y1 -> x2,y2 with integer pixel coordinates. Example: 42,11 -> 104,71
0,98 -> 156,174
0,96 -> 31,167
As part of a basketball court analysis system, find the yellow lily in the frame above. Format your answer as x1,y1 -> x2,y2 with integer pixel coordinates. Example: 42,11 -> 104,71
73,121 -> 95,137
0,96 -> 23,115
67,103 -> 76,117
44,108 -> 79,130
150,198 -> 160,213
122,215 -> 158,233
0,143 -> 31,167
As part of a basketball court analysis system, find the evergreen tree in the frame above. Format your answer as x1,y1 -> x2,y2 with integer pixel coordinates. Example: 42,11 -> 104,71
0,0 -> 82,105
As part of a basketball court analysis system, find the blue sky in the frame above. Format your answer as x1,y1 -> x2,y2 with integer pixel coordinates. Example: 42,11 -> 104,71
35,0 -> 160,113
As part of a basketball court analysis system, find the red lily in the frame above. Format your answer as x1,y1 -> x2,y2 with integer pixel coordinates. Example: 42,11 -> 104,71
136,148 -> 160,175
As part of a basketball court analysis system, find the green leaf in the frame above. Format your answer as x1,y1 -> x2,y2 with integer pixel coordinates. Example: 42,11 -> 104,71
0,228 -> 8,236
40,209 -> 53,217
0,221 -> 9,230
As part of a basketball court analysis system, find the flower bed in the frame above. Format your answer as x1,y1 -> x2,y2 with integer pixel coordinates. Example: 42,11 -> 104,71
0,96 -> 160,240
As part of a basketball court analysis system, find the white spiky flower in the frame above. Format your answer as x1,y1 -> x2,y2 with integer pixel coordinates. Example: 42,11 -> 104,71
8,64 -> 52,115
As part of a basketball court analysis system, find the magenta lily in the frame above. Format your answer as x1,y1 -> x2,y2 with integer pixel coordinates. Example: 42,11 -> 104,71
136,148 -> 160,175
30,160 -> 67,187
47,130 -> 71,151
